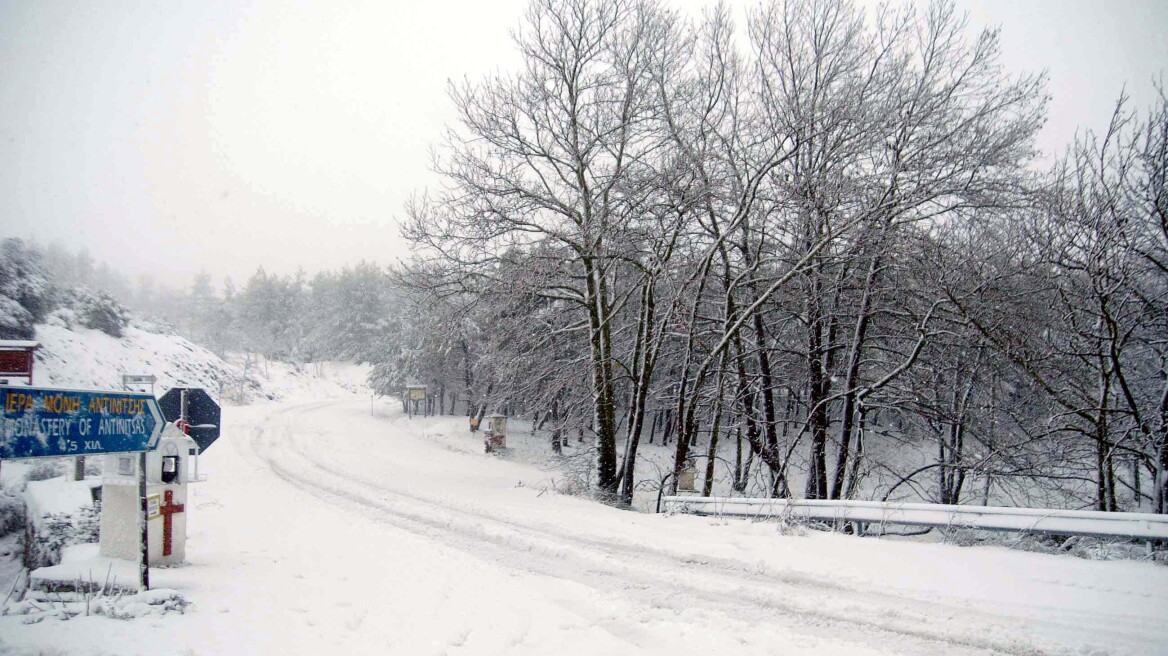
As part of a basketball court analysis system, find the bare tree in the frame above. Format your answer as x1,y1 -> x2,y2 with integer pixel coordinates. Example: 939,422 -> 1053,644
401,0 -> 685,498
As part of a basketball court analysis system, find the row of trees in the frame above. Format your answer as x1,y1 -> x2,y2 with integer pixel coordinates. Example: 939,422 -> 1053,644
161,264 -> 398,369
391,0 -> 1167,512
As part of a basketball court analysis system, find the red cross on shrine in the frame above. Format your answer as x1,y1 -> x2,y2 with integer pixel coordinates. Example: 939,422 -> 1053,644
159,490 -> 185,557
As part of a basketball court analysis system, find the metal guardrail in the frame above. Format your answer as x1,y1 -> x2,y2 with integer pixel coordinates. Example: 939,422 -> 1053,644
661,496 -> 1168,541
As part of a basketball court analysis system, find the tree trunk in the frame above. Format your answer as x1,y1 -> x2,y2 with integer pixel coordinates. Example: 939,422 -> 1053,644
830,249 -> 882,499
461,338 -> 474,417
619,280 -> 657,505
739,440 -> 755,494
805,332 -> 830,498
746,285 -> 778,455
938,429 -> 948,504
844,405 -> 867,500
1131,456 -> 1141,505
702,388 -> 724,497
1157,440 -> 1167,514
733,426 -> 744,493
583,257 -> 618,495
1095,352 -> 1115,511
1096,424 -> 1109,511
550,393 -> 562,455
804,247 -> 830,500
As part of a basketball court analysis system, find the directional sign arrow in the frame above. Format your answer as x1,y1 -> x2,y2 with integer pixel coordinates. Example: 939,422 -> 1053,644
0,386 -> 163,459
145,393 -> 164,449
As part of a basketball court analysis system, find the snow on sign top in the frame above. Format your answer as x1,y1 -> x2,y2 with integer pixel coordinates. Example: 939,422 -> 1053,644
0,385 -> 164,459
0,340 -> 41,350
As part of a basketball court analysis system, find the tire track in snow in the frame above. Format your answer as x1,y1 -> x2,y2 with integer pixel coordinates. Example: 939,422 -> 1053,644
243,402 -> 665,653
246,400 -> 1066,656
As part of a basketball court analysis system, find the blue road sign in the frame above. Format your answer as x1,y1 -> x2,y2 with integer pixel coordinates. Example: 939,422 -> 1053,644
0,386 -> 164,459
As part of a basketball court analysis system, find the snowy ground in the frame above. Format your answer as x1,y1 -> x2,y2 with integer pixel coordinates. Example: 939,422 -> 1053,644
2,388 -> 1167,655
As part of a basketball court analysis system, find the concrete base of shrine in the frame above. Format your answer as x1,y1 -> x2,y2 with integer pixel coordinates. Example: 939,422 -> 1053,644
99,483 -> 187,566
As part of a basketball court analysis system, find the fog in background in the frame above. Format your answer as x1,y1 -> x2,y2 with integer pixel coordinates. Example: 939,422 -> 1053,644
1,0 -> 1165,289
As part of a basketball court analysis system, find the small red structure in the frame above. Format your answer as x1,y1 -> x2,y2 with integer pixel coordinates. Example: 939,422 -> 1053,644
159,490 -> 185,557
0,340 -> 40,385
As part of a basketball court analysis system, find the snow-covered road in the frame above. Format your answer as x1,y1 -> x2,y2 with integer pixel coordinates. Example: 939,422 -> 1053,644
4,396 -> 1167,655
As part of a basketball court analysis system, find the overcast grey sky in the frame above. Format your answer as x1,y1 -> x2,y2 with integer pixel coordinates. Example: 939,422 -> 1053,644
1,0 -> 1165,290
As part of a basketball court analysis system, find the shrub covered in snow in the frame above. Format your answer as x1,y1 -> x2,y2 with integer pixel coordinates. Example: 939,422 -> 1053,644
23,461 -> 63,484
0,490 -> 24,537
4,588 -> 190,623
79,291 -> 130,338
48,287 -> 131,338
0,296 -> 35,341
26,508 -> 100,570
0,238 -> 52,340
937,528 -> 1168,564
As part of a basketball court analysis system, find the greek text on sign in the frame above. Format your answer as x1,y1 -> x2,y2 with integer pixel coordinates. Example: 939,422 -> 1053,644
0,386 -> 164,459
147,493 -> 161,519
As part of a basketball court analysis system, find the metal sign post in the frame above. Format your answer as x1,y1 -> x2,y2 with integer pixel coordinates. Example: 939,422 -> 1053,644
123,378 -> 159,574
139,450 -> 149,591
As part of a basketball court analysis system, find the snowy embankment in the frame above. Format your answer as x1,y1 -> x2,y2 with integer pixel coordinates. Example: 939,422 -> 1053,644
26,322 -> 366,402
30,323 -> 237,395
3,390 -> 1166,655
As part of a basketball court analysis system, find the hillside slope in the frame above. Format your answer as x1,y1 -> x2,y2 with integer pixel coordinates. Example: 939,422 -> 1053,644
22,322 -> 367,403
30,323 -> 241,397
